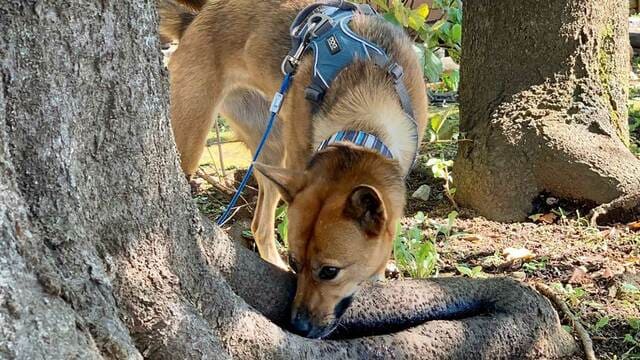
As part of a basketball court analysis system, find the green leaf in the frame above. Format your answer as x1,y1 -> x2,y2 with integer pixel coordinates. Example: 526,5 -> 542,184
621,282 -> 640,294
415,3 -> 430,19
451,23 -> 462,44
383,12 -> 401,27
442,68 -> 460,92
594,316 -> 610,332
456,265 -> 473,277
423,47 -> 443,83
624,333 -> 638,345
562,325 -> 573,334
629,318 -> 640,330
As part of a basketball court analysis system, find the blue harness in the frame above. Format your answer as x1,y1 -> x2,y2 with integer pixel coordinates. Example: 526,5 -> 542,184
283,1 -> 419,160
217,1 -> 418,225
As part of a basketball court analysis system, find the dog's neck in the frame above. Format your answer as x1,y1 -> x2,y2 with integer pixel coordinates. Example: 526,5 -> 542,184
311,91 -> 417,175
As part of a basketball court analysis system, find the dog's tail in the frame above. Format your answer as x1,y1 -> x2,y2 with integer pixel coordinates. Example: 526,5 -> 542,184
158,0 -> 198,42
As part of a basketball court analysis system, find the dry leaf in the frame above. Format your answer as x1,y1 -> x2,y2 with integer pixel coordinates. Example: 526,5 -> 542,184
602,267 -> 614,279
503,247 -> 535,262
459,234 -> 483,243
629,221 -> 640,232
625,257 -> 640,266
539,213 -> 558,224
569,266 -> 589,284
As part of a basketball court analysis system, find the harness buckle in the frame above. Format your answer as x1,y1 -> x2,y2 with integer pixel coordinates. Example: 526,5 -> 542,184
388,63 -> 404,82
281,21 -> 320,75
307,13 -> 334,39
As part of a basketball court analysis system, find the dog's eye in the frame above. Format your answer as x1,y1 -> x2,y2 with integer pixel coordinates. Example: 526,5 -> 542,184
288,253 -> 299,273
318,266 -> 340,280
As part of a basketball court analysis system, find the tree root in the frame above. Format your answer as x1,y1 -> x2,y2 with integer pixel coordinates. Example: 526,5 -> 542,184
590,191 -> 640,227
535,283 -> 596,360
197,223 -> 578,359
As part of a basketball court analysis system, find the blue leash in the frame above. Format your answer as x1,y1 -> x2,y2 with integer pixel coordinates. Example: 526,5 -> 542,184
216,73 -> 293,226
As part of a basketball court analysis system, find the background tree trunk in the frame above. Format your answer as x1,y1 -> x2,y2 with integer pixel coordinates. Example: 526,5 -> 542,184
0,1 -> 576,359
455,0 -> 640,222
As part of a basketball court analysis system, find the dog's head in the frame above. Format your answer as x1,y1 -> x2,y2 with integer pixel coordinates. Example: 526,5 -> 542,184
255,145 -> 404,338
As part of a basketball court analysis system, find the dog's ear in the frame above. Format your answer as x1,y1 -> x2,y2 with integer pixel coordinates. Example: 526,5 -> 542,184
343,185 -> 387,237
254,163 -> 306,203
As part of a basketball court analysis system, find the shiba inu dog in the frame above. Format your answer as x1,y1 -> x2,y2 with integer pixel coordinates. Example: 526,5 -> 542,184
160,0 -> 428,338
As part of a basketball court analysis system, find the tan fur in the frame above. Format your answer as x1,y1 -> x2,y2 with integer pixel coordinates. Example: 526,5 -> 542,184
161,0 -> 428,337
158,0 -> 197,42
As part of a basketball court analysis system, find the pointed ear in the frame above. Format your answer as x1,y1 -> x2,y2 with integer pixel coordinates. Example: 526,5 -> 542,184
254,163 -> 306,203
343,185 -> 387,237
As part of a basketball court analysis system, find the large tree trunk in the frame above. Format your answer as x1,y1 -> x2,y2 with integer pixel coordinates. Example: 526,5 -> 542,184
455,0 -> 640,222
0,1 -> 576,359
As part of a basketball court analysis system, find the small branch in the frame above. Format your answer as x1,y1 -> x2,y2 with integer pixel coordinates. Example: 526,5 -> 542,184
534,283 -> 596,360
214,116 -> 226,177
443,168 -> 459,211
196,169 -> 234,195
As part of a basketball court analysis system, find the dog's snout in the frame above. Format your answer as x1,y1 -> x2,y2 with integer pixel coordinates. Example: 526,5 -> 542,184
291,308 -> 312,336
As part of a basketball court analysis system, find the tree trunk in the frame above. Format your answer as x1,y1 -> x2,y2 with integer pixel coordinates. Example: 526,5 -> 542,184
455,0 -> 640,222
0,1 -> 575,359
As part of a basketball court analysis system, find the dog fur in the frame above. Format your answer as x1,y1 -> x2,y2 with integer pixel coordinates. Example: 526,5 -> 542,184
160,0 -> 428,338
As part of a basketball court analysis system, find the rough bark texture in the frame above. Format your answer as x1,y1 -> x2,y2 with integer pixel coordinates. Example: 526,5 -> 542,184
455,0 -> 640,222
1,1 -> 576,359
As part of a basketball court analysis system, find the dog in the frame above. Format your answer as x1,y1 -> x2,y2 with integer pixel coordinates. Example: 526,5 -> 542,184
160,0 -> 428,338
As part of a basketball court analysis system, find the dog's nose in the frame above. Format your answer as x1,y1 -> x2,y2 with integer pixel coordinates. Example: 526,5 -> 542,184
290,309 -> 312,336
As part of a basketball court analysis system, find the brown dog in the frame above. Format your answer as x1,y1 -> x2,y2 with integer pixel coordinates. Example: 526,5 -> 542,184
160,0 -> 428,338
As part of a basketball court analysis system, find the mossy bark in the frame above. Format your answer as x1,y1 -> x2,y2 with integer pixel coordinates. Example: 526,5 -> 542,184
455,0 -> 640,222
0,1 -> 575,359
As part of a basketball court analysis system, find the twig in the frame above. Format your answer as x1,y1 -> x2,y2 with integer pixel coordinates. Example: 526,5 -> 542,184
196,169 -> 234,195
443,168 -> 459,211
534,283 -> 596,360
214,116 -> 226,177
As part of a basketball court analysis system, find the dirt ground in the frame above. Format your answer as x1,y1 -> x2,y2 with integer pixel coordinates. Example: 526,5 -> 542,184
193,101 -> 640,358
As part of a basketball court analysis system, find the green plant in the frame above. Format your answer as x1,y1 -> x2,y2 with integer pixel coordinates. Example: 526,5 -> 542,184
361,0 -> 463,91
593,316 -> 610,332
456,264 -> 486,278
522,257 -> 549,274
393,214 -> 439,278
427,158 -> 457,208
623,318 -> 640,358
275,205 -> 289,249
551,283 -> 587,307
428,107 -> 459,143
432,210 -> 458,239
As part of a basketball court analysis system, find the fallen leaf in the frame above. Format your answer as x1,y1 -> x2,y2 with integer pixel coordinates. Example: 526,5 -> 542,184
539,213 -> 558,224
602,268 -> 614,279
569,266 -> 589,284
625,257 -> 640,266
629,221 -> 640,232
608,285 -> 617,298
459,234 -> 483,243
503,247 -> 535,262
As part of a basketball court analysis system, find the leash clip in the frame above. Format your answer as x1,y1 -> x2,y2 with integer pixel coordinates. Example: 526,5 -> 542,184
281,20 -> 321,75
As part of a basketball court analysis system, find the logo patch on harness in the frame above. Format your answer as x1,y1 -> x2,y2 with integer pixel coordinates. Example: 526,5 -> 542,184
326,35 -> 341,55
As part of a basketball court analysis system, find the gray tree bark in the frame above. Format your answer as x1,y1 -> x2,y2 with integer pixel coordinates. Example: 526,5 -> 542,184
455,0 -> 640,222
0,1 -> 576,359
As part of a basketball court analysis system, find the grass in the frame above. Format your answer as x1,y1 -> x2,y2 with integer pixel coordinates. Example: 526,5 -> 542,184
200,138 -> 251,171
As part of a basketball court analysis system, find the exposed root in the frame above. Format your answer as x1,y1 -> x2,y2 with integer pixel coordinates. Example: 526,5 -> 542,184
590,191 -> 640,227
535,283 -> 596,360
